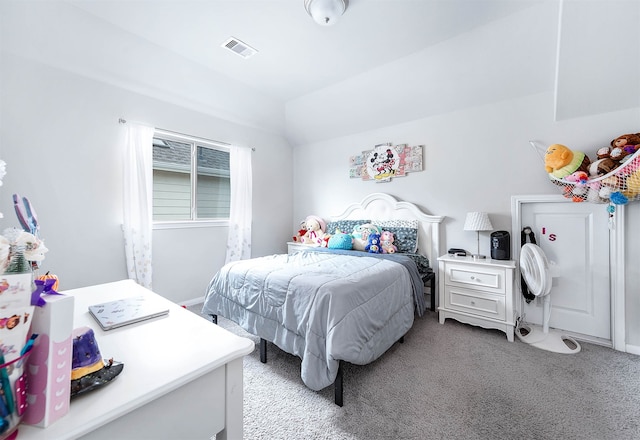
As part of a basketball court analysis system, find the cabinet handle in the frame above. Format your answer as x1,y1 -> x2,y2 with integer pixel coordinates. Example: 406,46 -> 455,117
471,301 -> 476,306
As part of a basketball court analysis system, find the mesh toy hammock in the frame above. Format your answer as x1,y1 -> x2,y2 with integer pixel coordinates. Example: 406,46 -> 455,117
530,141 -> 640,206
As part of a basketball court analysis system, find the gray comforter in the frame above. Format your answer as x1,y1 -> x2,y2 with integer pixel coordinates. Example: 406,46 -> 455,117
202,251 -> 421,391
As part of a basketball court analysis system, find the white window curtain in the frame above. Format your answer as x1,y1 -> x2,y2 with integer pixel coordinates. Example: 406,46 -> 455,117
123,123 -> 154,288
225,145 -> 253,263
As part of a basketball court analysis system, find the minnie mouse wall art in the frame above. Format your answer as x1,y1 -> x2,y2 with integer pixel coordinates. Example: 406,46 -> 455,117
356,143 -> 423,182
365,144 -> 400,182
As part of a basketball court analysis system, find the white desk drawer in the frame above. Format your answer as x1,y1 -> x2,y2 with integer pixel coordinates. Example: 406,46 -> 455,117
445,287 -> 506,320
445,265 -> 505,294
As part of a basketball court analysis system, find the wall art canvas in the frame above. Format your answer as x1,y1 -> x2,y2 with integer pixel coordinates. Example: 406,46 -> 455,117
348,154 -> 364,178
354,143 -> 423,182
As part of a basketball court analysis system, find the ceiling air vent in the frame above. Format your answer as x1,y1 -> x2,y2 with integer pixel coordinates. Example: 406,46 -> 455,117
221,37 -> 258,59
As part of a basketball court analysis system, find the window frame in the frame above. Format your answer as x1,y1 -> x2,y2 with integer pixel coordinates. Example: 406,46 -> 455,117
152,129 -> 231,230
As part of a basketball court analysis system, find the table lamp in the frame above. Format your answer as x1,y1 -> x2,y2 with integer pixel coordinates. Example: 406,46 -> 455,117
463,212 -> 493,259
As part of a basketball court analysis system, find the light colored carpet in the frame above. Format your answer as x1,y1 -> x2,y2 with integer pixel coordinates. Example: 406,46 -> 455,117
188,305 -> 640,440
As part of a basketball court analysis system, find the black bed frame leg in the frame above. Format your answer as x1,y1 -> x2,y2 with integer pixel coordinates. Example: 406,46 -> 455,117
335,360 -> 344,407
210,314 -> 217,325
260,338 -> 267,363
431,273 -> 436,312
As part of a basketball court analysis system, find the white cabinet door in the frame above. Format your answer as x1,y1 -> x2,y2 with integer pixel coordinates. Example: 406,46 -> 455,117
519,200 -> 610,340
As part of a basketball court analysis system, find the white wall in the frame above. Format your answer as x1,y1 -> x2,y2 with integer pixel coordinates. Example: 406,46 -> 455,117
0,53 -> 293,304
0,0 -> 285,136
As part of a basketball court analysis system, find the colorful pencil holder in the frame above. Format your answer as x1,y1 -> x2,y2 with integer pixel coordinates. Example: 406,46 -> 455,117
0,350 -> 31,440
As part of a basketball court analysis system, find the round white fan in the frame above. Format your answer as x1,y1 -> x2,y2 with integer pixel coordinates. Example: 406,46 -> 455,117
516,243 -> 581,354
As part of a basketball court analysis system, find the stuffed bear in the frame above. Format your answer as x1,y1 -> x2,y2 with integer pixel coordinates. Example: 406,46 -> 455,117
611,133 -> 640,149
364,232 -> 382,254
292,220 -> 307,243
589,146 -> 618,177
380,230 -> 397,254
302,215 -> 327,246
544,143 -> 591,179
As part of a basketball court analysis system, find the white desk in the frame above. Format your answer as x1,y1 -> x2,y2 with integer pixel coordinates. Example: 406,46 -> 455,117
18,280 -> 254,440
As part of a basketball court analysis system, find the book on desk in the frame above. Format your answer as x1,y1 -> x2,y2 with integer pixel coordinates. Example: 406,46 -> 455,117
88,296 -> 169,331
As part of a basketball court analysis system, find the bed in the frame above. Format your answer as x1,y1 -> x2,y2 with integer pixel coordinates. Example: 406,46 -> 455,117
202,193 -> 444,405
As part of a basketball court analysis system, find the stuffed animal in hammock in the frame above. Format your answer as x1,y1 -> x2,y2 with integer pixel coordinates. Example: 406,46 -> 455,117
544,143 -> 591,179
611,133 -> 640,149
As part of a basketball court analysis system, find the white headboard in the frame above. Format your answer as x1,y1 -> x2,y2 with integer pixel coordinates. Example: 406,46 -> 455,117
331,193 -> 445,267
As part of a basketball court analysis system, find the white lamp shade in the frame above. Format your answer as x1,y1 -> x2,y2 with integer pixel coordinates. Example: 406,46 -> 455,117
463,212 -> 493,232
304,0 -> 347,26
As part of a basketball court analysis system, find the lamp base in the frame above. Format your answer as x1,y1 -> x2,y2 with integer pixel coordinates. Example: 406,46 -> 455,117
472,254 -> 487,260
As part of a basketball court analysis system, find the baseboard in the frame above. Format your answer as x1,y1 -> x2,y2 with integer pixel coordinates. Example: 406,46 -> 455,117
181,297 -> 204,307
625,343 -> 640,356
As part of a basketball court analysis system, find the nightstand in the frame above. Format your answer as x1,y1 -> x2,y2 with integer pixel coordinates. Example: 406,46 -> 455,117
437,254 -> 516,341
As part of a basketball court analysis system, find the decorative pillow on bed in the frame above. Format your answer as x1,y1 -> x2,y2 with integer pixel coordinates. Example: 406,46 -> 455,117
373,220 -> 419,253
325,219 -> 371,235
401,253 -> 431,276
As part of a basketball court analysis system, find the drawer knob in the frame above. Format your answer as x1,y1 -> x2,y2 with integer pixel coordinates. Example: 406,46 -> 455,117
471,301 -> 476,306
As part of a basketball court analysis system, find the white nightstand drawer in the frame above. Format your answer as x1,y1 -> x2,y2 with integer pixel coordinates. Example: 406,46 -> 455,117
445,265 -> 505,294
446,287 -> 505,320
438,255 -> 516,341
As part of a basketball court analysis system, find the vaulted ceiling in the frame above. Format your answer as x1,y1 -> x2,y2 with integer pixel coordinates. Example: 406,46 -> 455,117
2,1 -> 637,145
67,0 -> 539,103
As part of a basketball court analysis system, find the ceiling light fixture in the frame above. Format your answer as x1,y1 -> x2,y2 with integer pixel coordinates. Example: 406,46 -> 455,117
304,0 -> 348,26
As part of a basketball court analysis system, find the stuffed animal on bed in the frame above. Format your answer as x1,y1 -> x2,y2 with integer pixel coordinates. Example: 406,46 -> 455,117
328,229 -> 353,250
365,232 -> 382,253
380,230 -> 397,254
351,223 -> 382,251
292,220 -> 307,243
302,215 -> 327,246
544,143 -> 591,179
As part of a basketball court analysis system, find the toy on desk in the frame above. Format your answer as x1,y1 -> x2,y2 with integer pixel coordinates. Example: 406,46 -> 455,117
70,326 -> 124,398
30,277 -> 62,308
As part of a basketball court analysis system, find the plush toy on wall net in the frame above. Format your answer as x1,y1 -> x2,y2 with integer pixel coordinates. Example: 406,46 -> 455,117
365,232 -> 382,254
564,171 -> 589,202
589,146 -> 618,177
544,143 -> 591,179
611,133 -> 640,150
302,215 -> 327,246
380,230 -> 397,254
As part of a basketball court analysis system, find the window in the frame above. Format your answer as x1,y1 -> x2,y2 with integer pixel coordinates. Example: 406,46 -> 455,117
152,131 -> 230,222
